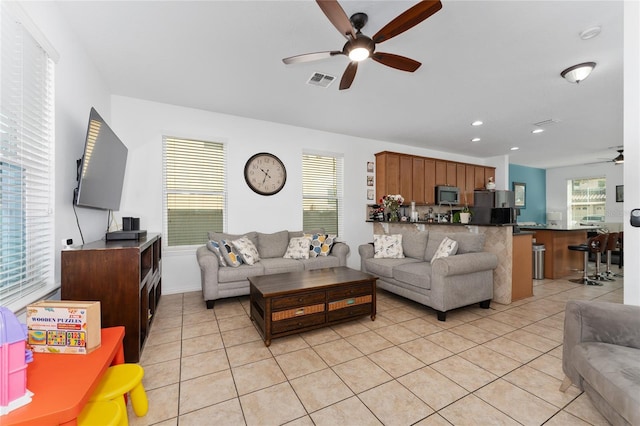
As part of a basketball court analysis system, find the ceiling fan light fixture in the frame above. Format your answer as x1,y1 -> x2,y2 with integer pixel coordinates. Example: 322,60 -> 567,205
349,47 -> 370,61
561,62 -> 596,83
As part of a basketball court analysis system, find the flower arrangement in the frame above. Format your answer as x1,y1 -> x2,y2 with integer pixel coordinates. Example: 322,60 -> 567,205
380,194 -> 405,210
380,194 -> 404,221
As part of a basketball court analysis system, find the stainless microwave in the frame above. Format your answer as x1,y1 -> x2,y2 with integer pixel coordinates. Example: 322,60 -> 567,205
436,186 -> 460,205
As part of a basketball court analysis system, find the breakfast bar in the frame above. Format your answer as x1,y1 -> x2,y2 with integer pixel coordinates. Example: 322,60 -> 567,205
518,226 -> 601,279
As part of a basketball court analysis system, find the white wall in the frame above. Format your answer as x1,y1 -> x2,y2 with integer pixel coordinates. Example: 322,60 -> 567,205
623,0 -> 640,306
111,95 -> 495,295
20,2 -> 112,288
546,163 -> 624,227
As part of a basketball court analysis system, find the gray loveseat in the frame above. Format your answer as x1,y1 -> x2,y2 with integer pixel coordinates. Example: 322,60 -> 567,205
359,230 -> 498,321
561,300 -> 640,425
196,230 -> 350,308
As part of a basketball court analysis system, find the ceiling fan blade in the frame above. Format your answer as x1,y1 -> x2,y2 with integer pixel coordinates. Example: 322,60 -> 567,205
339,61 -> 358,90
282,51 -> 343,65
373,0 -> 442,43
372,52 -> 421,72
316,0 -> 356,40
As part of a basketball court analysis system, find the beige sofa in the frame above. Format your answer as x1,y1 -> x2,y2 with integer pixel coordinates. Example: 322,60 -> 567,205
359,230 -> 498,321
196,230 -> 350,308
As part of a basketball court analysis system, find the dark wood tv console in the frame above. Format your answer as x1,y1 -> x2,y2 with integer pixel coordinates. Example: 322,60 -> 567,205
61,233 -> 162,362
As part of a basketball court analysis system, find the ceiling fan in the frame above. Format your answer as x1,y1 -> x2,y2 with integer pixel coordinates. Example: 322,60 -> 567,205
588,148 -> 624,165
282,0 -> 443,90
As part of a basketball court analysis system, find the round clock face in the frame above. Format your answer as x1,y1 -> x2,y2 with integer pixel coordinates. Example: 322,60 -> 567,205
244,153 -> 287,195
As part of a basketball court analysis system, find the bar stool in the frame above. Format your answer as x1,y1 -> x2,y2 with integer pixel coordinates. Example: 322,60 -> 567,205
604,232 -> 623,278
78,401 -> 123,426
568,236 -> 601,286
89,364 -> 148,425
589,233 -> 611,281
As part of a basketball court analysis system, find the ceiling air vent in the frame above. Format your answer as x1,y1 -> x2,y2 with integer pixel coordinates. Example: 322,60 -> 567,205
533,119 -> 561,127
307,72 -> 335,88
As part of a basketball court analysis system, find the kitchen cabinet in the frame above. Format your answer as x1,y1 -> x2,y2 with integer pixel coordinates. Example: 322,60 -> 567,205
412,157 -> 425,204
375,151 -> 495,206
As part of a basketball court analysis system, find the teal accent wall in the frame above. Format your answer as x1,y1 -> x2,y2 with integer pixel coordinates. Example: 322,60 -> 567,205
509,164 -> 546,224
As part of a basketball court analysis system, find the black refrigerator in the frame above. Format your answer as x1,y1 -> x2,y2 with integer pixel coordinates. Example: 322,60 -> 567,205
473,190 -> 517,224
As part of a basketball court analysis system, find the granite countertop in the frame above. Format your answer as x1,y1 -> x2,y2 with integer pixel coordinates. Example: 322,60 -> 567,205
366,220 -> 516,227
518,225 -> 603,231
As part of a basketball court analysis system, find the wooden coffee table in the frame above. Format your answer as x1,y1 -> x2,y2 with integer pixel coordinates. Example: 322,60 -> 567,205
249,266 -> 377,346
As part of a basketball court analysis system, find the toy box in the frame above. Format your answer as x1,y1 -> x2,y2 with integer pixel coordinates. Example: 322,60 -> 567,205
26,301 -> 101,354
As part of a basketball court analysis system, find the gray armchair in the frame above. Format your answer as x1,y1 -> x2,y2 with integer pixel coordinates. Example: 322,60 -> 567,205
560,300 -> 640,425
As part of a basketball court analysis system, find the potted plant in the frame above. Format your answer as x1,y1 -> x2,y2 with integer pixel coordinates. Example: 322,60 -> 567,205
460,206 -> 472,224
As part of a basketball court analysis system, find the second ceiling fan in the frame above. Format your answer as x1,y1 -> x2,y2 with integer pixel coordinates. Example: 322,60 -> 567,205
283,0 -> 443,90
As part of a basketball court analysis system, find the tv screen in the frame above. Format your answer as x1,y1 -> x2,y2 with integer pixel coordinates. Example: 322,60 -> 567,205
74,107 -> 128,210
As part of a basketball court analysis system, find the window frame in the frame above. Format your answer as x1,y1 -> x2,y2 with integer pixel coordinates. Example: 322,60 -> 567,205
162,136 -> 227,250
302,151 -> 344,237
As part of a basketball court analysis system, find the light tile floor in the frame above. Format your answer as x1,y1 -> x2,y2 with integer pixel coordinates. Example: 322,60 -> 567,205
128,269 -> 624,425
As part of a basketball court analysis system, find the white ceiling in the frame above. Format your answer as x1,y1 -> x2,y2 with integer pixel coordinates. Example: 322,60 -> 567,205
55,0 -> 624,169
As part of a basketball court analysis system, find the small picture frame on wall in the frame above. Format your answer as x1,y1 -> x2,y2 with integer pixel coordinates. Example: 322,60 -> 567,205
367,161 -> 374,173
367,189 -> 374,201
616,185 -> 623,202
513,182 -> 526,209
367,175 -> 374,186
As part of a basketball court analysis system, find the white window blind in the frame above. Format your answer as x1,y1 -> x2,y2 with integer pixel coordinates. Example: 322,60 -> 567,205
0,3 -> 55,308
568,177 -> 606,224
302,153 -> 344,236
162,137 -> 226,247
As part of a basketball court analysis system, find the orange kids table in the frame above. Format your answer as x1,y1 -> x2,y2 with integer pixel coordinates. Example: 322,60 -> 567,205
3,326 -> 125,426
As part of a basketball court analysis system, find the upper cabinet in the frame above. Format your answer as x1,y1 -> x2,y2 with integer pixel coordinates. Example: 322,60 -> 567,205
375,151 -> 495,206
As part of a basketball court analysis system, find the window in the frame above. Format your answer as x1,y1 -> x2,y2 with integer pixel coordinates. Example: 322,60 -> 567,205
162,137 -> 226,247
0,3 -> 56,309
302,153 -> 344,236
568,177 -> 606,224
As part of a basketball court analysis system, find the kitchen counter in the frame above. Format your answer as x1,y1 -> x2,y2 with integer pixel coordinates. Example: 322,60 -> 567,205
366,220 -> 516,227
519,227 -> 592,279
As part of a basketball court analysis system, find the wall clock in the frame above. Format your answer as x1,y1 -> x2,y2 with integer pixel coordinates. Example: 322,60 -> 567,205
244,152 -> 287,195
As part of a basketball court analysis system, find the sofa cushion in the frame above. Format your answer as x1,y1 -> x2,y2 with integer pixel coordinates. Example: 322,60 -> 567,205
210,231 -> 258,249
399,230 -> 429,260
289,229 -> 324,241
257,230 -> 289,258
284,237 -> 311,259
231,236 -> 261,265
374,234 -> 404,259
364,257 -> 421,278
260,258 -> 304,274
305,233 -> 336,257
218,263 -> 265,283
301,255 -> 340,270
451,233 -> 486,254
425,232 -> 485,260
431,237 -> 459,264
393,262 -> 433,290
574,342 -> 640,425
219,239 -> 244,267
206,240 -> 227,266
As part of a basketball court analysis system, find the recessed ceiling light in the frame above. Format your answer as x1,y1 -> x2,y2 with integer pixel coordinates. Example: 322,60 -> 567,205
471,137 -> 481,142
580,26 -> 601,40
471,120 -> 483,126
532,128 -> 544,134
510,147 -> 520,151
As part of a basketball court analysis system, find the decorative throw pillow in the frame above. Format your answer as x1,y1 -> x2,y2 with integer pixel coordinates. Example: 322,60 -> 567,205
431,237 -> 459,264
283,237 -> 311,260
206,240 -> 227,267
219,239 -> 244,267
373,234 -> 404,259
305,233 -> 337,257
231,236 -> 260,266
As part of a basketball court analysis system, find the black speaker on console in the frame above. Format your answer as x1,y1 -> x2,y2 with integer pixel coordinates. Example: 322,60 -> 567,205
123,217 -> 133,231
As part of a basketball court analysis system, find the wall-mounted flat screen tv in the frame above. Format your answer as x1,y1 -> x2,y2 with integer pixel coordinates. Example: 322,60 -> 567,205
74,107 -> 128,210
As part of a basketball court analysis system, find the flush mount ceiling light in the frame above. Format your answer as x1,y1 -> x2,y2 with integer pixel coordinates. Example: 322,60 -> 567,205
471,120 -> 483,126
510,147 -> 520,151
561,62 -> 596,83
532,128 -> 544,134
471,137 -> 481,142
580,26 -> 601,40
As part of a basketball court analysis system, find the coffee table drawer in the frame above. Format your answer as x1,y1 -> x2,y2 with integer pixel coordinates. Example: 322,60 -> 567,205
272,291 -> 325,310
327,283 -> 372,300
327,304 -> 372,322
272,312 -> 326,334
